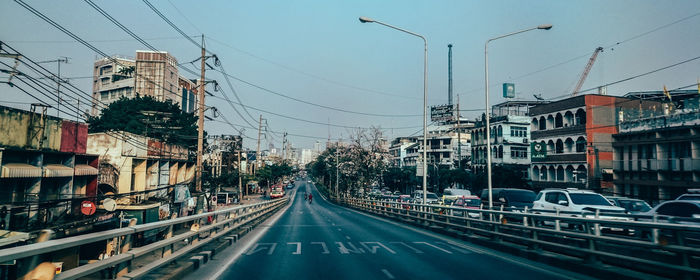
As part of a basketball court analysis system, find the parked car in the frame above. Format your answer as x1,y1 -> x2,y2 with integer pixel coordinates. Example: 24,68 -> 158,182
606,196 -> 651,214
413,190 -> 439,204
479,188 -> 536,210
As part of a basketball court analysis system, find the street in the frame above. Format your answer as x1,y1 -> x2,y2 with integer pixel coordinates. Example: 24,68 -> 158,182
205,179 -> 586,280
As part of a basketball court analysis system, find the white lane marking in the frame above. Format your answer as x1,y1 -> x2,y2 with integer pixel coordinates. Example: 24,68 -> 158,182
413,241 -> 452,254
288,242 -> 301,255
311,242 -> 330,254
336,242 -> 365,254
360,242 -> 396,254
345,235 -> 351,240
389,242 -> 423,254
381,269 -> 395,279
245,243 -> 277,255
344,206 -> 586,280
337,228 -> 342,231
435,241 -> 473,254
209,196 -> 292,280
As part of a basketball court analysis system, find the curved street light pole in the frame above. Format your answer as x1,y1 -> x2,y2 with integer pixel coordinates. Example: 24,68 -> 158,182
360,16 -> 429,205
485,24 -> 552,209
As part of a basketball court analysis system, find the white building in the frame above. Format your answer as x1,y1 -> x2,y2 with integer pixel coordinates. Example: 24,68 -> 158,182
472,100 -> 547,178
401,119 -> 473,169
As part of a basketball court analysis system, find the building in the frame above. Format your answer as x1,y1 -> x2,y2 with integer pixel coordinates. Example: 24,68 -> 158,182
300,149 -> 317,167
91,56 -> 136,115
472,100 -> 547,178
613,93 -> 700,203
388,137 -> 418,167
0,105 -> 100,237
87,131 -> 193,204
528,94 -> 658,192
403,119 -> 473,169
206,135 -> 242,178
91,51 -> 197,116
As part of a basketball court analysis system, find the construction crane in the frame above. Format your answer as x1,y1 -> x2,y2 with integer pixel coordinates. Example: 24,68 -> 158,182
572,47 -> 603,96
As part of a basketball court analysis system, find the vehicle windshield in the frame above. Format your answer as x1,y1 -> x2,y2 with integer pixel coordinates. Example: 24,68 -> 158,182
426,193 -> 439,199
678,195 -> 700,201
464,198 -> 481,207
504,191 -> 536,202
444,198 -> 457,205
569,193 -> 613,206
618,200 -> 651,212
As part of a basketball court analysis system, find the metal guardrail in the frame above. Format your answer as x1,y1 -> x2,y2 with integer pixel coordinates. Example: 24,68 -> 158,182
340,197 -> 700,279
0,197 -> 288,280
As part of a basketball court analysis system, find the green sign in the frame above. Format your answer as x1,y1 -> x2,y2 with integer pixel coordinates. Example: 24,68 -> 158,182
531,142 -> 546,159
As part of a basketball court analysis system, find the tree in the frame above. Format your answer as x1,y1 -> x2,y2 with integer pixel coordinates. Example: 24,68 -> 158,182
256,161 -> 294,189
87,95 -> 199,147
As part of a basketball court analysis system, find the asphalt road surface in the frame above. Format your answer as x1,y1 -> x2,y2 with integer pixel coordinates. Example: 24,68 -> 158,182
209,178 -> 587,280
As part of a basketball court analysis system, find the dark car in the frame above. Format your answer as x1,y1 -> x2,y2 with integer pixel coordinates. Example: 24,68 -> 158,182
480,188 -> 536,210
606,196 -> 651,214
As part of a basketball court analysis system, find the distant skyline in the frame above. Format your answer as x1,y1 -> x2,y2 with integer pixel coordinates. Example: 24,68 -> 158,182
1,0 -> 699,149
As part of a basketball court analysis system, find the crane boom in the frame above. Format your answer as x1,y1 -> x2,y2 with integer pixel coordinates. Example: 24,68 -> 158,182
572,47 -> 603,96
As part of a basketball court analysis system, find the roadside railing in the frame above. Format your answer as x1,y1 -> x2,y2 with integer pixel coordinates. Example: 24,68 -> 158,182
0,197 -> 288,280
340,197 -> 700,279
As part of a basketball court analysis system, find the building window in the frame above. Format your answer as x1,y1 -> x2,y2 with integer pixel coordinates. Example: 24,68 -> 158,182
511,147 -> 528,158
511,126 -> 527,137
576,137 -> 586,153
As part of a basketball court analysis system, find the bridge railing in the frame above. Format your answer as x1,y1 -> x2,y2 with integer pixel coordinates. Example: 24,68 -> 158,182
0,197 -> 288,280
340,197 -> 700,279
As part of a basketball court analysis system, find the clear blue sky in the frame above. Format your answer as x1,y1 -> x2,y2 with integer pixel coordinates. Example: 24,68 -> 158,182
1,0 -> 699,149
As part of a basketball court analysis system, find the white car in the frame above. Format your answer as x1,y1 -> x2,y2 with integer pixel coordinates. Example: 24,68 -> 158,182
533,189 -> 629,231
413,190 -> 440,204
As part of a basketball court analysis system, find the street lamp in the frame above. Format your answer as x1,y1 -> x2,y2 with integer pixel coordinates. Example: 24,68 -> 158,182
484,24 -> 552,209
359,16 -> 429,205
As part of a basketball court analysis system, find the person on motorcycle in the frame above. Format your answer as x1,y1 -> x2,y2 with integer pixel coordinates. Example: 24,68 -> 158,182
308,193 -> 313,204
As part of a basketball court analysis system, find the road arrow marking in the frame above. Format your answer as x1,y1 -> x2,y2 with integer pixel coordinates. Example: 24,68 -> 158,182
287,242 -> 301,255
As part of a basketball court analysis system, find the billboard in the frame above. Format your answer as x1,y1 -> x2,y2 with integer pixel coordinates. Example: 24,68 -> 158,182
430,105 -> 454,122
503,83 -> 515,98
531,142 -> 546,159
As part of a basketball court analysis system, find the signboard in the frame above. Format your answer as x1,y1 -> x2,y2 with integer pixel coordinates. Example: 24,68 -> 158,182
81,201 -> 96,216
416,164 -> 425,177
503,83 -> 515,98
531,142 -> 546,159
430,105 -> 454,122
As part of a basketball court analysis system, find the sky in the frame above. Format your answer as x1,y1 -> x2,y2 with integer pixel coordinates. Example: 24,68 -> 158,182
1,0 -> 699,150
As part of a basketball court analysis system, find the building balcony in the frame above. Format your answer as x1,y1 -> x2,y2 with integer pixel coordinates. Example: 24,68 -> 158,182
613,158 -> 699,172
531,124 -> 585,139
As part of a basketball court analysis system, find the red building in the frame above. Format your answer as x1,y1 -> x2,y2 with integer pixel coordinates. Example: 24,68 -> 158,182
529,94 -> 658,193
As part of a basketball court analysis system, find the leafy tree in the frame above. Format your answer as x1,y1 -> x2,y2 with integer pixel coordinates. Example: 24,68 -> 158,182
256,161 -> 294,188
87,95 -> 199,147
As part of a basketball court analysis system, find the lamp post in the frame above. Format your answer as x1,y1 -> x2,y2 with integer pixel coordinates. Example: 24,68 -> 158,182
485,24 -> 552,209
359,16 -> 429,205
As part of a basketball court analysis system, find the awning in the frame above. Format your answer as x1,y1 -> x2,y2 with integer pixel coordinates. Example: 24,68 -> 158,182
1,163 -> 42,178
74,164 -> 98,176
43,164 -> 74,177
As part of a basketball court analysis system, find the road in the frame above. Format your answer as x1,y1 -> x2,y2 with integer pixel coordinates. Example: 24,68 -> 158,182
203,179 -> 587,280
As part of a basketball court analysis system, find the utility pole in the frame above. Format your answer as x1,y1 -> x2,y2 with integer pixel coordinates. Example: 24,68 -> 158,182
256,114 -> 263,177
282,132 -> 288,160
238,140 -> 243,202
457,95 -> 462,170
196,35 -> 206,192
37,57 -> 69,118
335,140 -> 339,200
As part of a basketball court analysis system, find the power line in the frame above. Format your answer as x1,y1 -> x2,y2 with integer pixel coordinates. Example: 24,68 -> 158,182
209,95 -> 421,130
141,0 -> 203,50
214,69 -> 422,117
